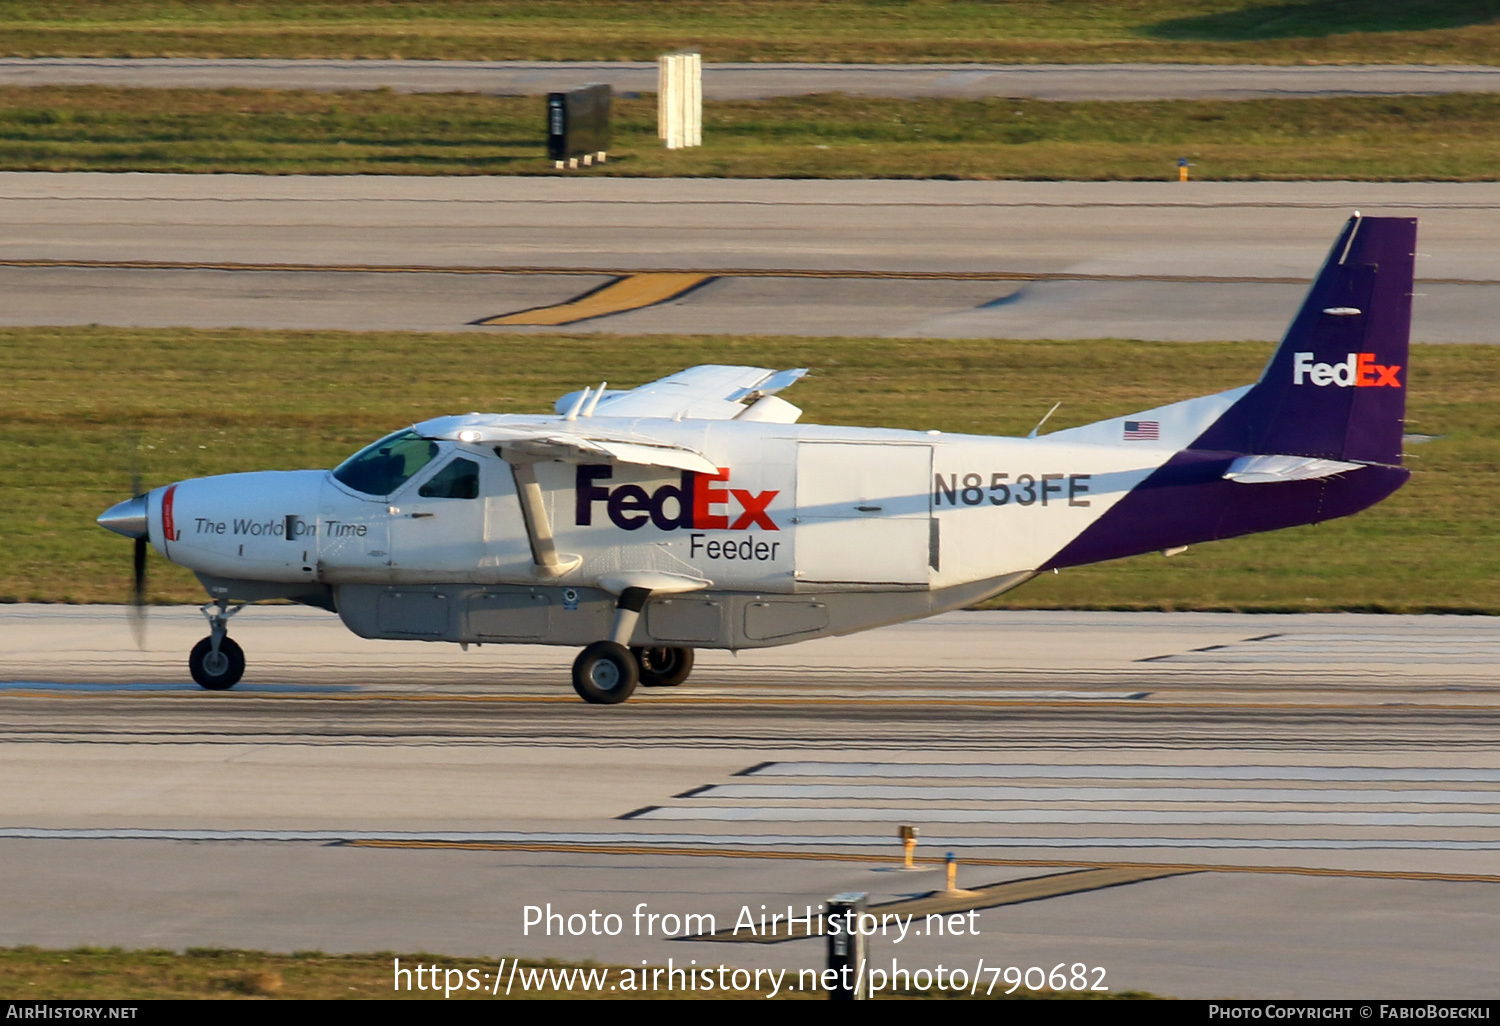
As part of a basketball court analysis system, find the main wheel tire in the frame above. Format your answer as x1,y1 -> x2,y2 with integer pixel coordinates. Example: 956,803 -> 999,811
571,641 -> 639,704
189,635 -> 245,691
631,646 -> 694,687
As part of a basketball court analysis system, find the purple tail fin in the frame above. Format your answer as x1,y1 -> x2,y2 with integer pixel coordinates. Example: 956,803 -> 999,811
1041,216 -> 1415,571
1193,215 -> 1415,465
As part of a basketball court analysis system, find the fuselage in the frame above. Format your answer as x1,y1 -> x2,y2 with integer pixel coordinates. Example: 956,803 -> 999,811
142,383 -> 1407,602
144,413 -> 1190,598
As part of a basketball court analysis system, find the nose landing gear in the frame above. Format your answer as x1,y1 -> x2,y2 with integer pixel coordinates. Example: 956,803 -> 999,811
190,635 -> 244,690
189,599 -> 246,690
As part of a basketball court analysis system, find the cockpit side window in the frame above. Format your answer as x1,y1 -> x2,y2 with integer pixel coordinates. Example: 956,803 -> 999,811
332,429 -> 440,497
418,458 -> 480,499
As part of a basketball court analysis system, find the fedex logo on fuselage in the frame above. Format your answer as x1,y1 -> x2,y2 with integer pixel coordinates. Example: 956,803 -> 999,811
1293,352 -> 1402,388
575,465 -> 779,532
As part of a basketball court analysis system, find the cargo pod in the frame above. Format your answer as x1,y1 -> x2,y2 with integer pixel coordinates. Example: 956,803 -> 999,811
793,443 -> 933,585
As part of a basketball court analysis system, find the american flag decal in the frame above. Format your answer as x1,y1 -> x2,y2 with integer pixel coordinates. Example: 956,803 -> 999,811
1123,420 -> 1160,441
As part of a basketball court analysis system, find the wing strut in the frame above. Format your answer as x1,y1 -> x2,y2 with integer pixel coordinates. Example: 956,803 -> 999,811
508,461 -> 582,578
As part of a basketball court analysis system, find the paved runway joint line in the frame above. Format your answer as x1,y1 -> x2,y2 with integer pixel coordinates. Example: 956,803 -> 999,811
690,865 -> 1195,943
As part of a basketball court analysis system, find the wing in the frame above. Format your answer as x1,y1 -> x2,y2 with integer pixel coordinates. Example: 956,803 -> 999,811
414,364 -> 807,475
413,418 -> 720,475
555,364 -> 807,421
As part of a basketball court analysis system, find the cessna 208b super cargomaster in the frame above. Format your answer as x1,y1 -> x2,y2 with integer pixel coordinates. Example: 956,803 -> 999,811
98,215 -> 1416,703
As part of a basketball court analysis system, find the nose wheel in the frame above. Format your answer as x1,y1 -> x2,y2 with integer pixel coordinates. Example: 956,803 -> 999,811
190,599 -> 247,691
190,635 -> 245,690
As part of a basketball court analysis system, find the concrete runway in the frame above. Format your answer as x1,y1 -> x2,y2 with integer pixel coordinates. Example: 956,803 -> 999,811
3,174 -> 1499,340
6,58 -> 1500,101
2,604 -> 1498,998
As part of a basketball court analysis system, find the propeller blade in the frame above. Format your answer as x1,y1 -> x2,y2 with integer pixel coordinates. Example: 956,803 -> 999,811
127,432 -> 146,649
129,535 -> 147,650
129,432 -> 144,499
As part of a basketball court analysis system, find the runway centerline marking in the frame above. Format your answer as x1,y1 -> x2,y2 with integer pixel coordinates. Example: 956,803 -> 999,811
475,272 -> 715,326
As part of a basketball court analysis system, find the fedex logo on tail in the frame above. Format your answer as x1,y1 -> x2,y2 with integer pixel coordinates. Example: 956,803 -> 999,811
1293,352 -> 1402,388
575,466 -> 779,532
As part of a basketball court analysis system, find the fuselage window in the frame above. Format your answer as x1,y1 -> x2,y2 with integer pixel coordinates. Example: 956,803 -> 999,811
418,457 -> 480,499
332,429 -> 440,497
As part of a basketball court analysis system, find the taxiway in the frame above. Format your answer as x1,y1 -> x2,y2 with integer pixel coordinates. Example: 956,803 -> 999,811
2,175 -> 1498,340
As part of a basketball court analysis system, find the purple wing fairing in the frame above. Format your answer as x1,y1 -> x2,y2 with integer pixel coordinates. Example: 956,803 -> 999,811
1045,215 -> 1415,571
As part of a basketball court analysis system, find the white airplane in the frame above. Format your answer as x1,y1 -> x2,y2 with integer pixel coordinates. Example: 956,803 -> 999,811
98,215 -> 1415,703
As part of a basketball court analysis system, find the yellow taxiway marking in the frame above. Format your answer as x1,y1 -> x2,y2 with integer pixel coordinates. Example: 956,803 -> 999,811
476,271 -> 714,325
346,840 -> 1500,887
1,257 -> 1488,288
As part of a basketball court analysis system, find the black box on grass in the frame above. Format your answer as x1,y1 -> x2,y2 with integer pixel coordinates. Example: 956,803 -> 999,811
547,84 -> 611,167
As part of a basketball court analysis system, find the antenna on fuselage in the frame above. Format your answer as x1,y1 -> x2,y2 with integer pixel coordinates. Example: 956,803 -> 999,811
1027,401 -> 1062,439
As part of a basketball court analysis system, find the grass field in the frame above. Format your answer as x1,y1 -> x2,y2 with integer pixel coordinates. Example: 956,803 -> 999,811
0,0 -> 1497,64
0,945 -> 1149,999
0,947 -> 793,1000
4,326 -> 1495,613
4,87 -> 1500,180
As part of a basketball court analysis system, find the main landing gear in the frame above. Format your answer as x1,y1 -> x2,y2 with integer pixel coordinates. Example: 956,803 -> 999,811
570,586 -> 695,704
633,645 -> 694,687
570,643 -> 695,704
189,599 -> 246,690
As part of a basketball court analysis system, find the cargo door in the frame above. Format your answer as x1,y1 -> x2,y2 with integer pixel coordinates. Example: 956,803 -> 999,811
794,443 -> 932,585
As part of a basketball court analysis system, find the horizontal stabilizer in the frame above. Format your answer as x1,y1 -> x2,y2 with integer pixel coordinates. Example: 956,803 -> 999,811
1223,454 -> 1365,484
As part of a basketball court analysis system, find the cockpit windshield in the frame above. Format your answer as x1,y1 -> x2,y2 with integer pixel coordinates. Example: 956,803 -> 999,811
332,429 -> 440,496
